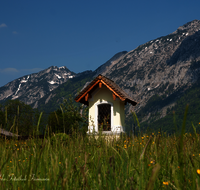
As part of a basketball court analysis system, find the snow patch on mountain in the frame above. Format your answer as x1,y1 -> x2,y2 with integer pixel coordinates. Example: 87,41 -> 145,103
55,74 -> 61,79
48,81 -> 59,84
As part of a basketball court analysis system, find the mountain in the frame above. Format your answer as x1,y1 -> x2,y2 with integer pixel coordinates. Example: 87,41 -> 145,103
1,20 -> 200,134
0,66 -> 76,106
30,51 -> 128,111
106,20 -> 200,114
0,51 -> 127,110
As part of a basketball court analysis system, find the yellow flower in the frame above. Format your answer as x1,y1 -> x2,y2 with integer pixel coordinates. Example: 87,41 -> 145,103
197,169 -> 200,175
17,148 -> 19,151
163,181 -> 169,185
59,162 -> 61,164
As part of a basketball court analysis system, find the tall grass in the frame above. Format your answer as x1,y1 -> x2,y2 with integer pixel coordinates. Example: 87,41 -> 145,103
1,130 -> 200,189
0,108 -> 200,189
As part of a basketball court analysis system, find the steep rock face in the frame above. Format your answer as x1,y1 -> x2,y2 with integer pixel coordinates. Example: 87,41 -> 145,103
0,66 -> 76,106
104,20 -> 200,119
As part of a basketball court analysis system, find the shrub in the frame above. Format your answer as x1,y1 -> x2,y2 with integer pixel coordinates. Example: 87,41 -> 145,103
50,133 -> 70,145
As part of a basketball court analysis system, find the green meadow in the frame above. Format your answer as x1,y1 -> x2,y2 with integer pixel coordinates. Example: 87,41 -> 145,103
0,106 -> 200,189
1,131 -> 200,189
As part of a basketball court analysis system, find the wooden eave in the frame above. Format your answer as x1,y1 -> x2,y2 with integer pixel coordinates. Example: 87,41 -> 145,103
75,79 -> 126,104
75,74 -> 138,106
75,79 -> 100,103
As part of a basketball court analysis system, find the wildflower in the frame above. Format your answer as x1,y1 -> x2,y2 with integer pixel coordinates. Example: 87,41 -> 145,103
59,162 -> 61,164
197,169 -> 200,175
163,181 -> 169,185
10,161 -> 12,163
193,154 -> 195,157
150,161 -> 154,164
17,148 -> 19,151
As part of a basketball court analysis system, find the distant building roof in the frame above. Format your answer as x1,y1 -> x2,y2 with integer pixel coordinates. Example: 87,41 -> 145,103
0,128 -> 19,137
75,74 -> 137,106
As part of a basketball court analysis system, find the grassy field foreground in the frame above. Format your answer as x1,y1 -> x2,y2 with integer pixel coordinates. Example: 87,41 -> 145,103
0,129 -> 200,190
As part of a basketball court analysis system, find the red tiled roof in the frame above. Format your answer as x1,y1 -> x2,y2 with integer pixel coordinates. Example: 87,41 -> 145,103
75,74 -> 137,106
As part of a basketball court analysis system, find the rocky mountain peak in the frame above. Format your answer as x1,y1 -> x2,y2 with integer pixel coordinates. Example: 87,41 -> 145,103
176,20 -> 200,32
0,65 -> 76,106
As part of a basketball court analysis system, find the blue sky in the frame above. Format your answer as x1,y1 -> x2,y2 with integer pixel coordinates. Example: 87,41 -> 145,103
0,0 -> 200,87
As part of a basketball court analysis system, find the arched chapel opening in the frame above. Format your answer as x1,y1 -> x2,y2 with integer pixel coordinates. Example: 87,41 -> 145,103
98,103 -> 111,131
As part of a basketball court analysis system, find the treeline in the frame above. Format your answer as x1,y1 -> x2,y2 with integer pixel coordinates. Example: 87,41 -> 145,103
0,96 -> 89,137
